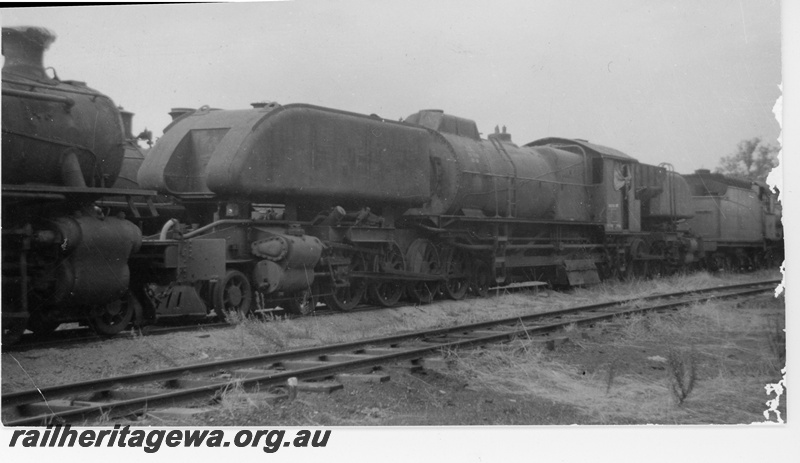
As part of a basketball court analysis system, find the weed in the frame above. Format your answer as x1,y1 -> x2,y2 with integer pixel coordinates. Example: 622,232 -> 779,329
766,317 -> 786,368
216,380 -> 262,418
605,357 -> 618,394
666,349 -> 698,405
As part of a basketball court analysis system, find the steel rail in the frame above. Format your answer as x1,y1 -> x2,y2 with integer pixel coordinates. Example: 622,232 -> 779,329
2,279 -> 778,425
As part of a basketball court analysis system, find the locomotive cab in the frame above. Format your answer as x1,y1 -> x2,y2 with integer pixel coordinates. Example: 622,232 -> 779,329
526,138 -> 640,233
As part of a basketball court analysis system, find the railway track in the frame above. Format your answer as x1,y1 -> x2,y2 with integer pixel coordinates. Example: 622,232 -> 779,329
2,279 -> 779,426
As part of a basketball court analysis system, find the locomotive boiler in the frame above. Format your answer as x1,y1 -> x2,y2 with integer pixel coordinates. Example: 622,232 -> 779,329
2,26 -> 148,344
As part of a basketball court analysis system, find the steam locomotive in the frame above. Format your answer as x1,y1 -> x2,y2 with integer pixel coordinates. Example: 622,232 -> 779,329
1,26 -> 782,344
129,101 -> 782,324
1,26 -> 154,343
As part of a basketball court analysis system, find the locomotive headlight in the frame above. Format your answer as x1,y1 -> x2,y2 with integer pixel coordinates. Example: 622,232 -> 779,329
225,203 -> 240,217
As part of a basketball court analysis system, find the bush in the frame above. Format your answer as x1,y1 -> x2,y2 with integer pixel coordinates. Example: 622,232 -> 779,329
667,349 -> 698,405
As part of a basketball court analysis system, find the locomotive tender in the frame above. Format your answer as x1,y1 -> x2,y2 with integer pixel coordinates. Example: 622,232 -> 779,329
2,26 -> 782,343
684,170 -> 782,268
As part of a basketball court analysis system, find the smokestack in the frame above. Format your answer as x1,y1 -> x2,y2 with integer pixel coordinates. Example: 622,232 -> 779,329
2,26 -> 56,79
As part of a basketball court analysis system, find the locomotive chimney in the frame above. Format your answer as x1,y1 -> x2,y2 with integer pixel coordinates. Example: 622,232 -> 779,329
2,26 -> 56,79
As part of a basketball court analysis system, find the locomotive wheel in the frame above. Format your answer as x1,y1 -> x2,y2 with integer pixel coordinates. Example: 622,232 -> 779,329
624,239 -> 649,280
89,296 -> 135,336
214,269 -> 254,320
712,254 -> 733,272
367,244 -> 405,307
285,288 -> 318,316
406,239 -> 441,304
443,248 -> 469,300
601,246 -> 623,280
324,255 -> 366,311
369,282 -> 405,307
470,261 -> 491,297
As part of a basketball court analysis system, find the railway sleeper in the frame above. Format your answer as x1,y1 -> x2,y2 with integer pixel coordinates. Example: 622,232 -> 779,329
16,400 -> 84,418
74,388 -> 166,402
147,407 -> 216,421
278,379 -> 344,394
335,372 -> 391,384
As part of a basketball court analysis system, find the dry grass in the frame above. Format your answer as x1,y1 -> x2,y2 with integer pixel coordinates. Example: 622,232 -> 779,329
216,269 -> 777,354
450,274 -> 785,424
2,270 -> 782,404
451,338 -> 682,423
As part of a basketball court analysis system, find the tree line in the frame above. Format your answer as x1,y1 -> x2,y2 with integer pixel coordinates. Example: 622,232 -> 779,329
715,137 -> 779,183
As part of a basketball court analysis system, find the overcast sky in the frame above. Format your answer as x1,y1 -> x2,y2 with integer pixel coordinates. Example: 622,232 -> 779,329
2,0 -> 783,176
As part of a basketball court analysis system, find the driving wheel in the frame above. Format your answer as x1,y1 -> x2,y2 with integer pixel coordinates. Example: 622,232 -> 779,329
406,239 -> 441,304
214,269 -> 254,319
324,254 -> 366,311
368,243 -> 406,307
443,248 -> 469,300
89,294 -> 136,336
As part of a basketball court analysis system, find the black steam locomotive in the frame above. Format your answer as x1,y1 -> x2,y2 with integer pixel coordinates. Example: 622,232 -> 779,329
1,26 -> 154,343
129,101 -> 782,324
1,26 -> 782,344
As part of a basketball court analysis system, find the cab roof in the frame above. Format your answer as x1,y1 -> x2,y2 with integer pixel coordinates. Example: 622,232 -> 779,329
526,137 -> 638,162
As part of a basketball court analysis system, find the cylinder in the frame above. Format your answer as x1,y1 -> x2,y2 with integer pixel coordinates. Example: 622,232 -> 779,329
251,233 -> 323,268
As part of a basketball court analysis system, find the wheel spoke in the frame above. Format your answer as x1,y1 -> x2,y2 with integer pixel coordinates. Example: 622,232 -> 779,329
406,239 -> 441,304
214,269 -> 253,319
324,254 -> 366,311
471,261 -> 491,297
444,248 -> 469,300
368,244 -> 405,307
90,295 -> 135,336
